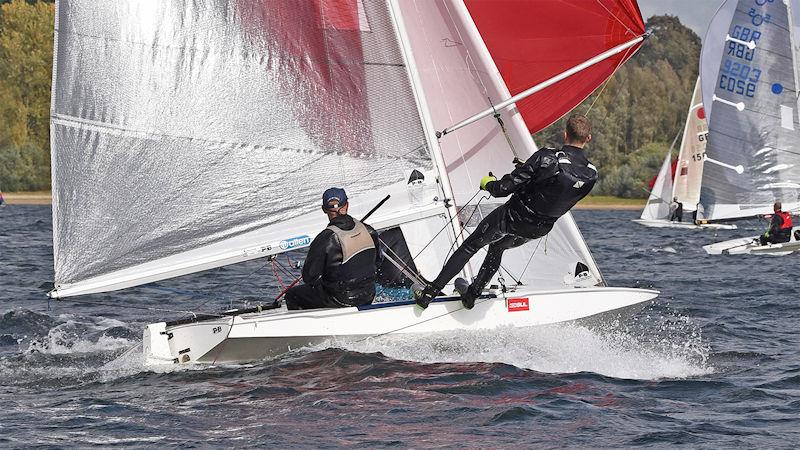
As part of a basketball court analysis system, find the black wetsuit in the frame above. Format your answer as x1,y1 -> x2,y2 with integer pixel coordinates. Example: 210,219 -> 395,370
427,145 -> 598,297
670,202 -> 683,222
285,215 -> 380,310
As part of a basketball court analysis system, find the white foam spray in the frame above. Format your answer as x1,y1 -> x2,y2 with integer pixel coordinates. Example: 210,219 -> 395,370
317,311 -> 713,381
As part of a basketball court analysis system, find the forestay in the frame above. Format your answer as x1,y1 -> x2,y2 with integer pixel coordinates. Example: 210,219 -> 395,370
50,0 -> 436,297
640,152 -> 674,221
672,78 -> 708,212
699,0 -> 800,221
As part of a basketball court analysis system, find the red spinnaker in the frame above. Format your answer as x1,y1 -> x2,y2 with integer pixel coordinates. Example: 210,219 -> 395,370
465,0 -> 646,134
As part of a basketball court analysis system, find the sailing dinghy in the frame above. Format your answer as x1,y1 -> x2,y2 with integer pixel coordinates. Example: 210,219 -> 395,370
49,0 -> 658,365
698,0 -> 800,255
633,79 -> 736,230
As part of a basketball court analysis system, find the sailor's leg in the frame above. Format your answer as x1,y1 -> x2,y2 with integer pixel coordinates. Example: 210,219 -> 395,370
467,235 -> 530,297
428,207 -> 506,292
759,234 -> 769,246
285,284 -> 330,310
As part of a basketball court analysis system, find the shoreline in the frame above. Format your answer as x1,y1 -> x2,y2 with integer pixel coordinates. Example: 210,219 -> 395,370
2,192 -> 52,205
2,192 -> 645,210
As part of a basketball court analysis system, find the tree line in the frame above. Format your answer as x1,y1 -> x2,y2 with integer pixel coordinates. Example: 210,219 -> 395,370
0,0 -> 53,192
536,15 -> 701,198
0,2 -> 699,198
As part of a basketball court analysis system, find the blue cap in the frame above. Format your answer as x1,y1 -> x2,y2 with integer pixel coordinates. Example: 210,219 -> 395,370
322,187 -> 348,210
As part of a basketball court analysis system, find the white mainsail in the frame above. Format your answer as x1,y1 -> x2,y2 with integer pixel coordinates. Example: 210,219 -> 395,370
640,151 -> 674,221
699,0 -> 800,221
671,78 -> 708,211
50,0 -> 443,297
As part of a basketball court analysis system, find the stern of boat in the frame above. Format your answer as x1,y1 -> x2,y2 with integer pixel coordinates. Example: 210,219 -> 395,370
143,322 -> 174,365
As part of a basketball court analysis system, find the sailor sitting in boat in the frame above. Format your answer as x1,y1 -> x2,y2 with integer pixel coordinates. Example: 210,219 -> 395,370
284,188 -> 380,310
414,114 -> 597,309
669,197 -> 683,222
759,202 -> 793,246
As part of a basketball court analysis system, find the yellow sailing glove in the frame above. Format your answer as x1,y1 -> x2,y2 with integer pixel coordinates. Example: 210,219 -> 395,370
480,173 -> 496,191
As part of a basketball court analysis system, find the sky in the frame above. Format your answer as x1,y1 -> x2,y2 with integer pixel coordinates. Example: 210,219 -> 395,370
639,0 -> 722,39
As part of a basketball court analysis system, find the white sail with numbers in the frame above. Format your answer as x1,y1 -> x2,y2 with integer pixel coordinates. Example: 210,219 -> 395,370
699,0 -> 800,221
672,78 -> 708,211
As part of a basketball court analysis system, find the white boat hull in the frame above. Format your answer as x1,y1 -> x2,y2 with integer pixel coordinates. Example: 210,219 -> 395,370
703,227 -> 800,255
144,286 -> 658,365
632,219 -> 737,230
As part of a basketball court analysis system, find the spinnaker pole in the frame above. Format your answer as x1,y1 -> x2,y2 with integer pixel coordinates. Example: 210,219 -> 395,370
436,34 -> 647,137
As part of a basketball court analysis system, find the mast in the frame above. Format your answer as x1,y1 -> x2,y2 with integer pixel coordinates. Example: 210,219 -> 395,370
386,0 -> 467,256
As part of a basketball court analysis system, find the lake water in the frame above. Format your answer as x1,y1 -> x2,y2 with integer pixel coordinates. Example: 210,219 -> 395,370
1,205 -> 798,447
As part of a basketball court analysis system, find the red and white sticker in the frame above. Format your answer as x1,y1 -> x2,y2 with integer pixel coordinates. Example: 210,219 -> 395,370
507,297 -> 529,312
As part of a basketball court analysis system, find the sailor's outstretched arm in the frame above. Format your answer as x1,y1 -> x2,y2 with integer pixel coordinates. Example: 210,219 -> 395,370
485,150 -> 557,197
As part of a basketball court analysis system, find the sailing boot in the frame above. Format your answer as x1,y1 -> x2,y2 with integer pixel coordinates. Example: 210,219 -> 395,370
412,283 -> 439,309
453,277 -> 478,310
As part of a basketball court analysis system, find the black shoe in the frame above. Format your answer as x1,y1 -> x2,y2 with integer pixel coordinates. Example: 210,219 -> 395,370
453,278 -> 477,310
412,284 -> 437,309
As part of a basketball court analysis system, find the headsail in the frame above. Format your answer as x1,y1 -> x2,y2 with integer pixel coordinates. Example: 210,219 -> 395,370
672,78 -> 708,211
640,151 -> 674,221
50,0 -> 436,297
699,0 -> 800,221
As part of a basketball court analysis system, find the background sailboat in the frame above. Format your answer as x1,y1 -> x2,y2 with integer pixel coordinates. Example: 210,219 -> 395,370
49,0 -> 657,364
699,0 -> 800,254
634,78 -> 736,229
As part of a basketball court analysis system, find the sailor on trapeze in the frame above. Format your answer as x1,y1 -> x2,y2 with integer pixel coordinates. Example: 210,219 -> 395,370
414,115 -> 599,309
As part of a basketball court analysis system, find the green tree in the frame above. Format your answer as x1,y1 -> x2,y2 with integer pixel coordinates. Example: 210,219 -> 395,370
535,15 -> 701,198
0,0 -> 54,191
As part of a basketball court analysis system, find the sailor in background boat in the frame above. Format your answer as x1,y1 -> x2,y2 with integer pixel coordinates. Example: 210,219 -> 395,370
758,202 -> 793,246
284,188 -> 380,310
669,197 -> 683,222
415,115 -> 597,309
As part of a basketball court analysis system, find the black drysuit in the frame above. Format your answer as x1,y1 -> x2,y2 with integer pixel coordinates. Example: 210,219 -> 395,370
285,215 -> 380,310
428,145 -> 598,297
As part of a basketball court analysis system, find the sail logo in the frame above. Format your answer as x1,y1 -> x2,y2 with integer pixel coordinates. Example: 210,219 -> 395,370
280,235 -> 312,250
507,297 -> 530,312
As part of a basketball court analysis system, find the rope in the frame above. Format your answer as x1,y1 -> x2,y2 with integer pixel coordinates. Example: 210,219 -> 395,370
595,0 -> 636,37
489,97 -> 519,159
443,194 -> 489,261
515,238 -> 543,285
584,42 -> 635,117
412,189 -> 485,261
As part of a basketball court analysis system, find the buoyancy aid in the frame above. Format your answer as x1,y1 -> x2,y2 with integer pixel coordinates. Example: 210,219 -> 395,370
777,211 -> 793,230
